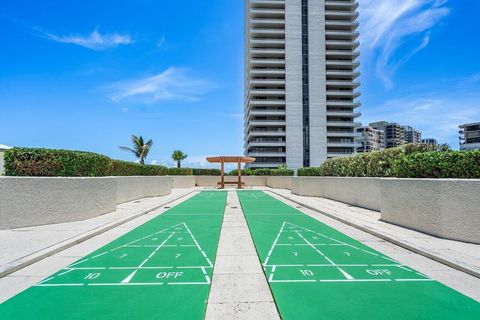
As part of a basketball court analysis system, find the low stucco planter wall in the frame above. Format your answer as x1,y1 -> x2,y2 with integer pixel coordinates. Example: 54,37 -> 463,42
172,176 -> 196,189
380,179 -> 480,244
0,176 -> 174,229
291,177 -> 382,211
116,176 -> 173,204
0,177 -> 117,229
267,176 -> 292,189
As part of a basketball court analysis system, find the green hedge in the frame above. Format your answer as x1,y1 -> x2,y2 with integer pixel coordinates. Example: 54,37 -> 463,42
392,151 -> 480,179
166,167 -> 194,176
5,148 -> 111,177
252,168 -> 294,176
192,168 -> 221,176
297,144 -> 480,179
4,148 -> 167,177
109,160 -> 167,176
226,168 -> 294,176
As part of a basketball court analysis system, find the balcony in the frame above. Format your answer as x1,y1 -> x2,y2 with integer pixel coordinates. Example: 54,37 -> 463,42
327,121 -> 361,127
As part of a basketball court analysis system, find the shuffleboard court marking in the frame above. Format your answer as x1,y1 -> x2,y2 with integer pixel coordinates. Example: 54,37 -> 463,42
36,222 -> 214,287
0,191 -> 228,320
237,190 -> 480,319
263,221 -> 427,284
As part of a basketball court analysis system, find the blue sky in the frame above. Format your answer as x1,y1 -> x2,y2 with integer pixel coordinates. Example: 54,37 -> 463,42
1,0 -> 479,167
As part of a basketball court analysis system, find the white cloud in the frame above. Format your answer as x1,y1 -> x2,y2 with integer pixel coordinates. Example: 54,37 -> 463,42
41,28 -> 133,50
360,0 -> 450,88
107,67 -> 215,104
156,37 -> 166,48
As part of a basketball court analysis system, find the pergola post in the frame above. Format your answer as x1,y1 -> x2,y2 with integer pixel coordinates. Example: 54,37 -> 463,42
206,156 -> 255,190
237,160 -> 242,189
220,161 -> 225,189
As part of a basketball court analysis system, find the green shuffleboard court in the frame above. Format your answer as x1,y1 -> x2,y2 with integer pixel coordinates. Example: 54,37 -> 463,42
237,190 -> 480,320
0,191 -> 227,320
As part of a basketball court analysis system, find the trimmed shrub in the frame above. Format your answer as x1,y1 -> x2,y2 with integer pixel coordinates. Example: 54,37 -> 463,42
226,168 -> 294,176
253,168 -> 294,176
109,160 -> 167,176
227,168 -> 255,176
4,147 -> 167,177
192,168 -> 221,176
392,150 -> 480,179
167,167 -> 194,176
297,145 -> 480,179
4,148 -> 111,177
297,167 -> 322,176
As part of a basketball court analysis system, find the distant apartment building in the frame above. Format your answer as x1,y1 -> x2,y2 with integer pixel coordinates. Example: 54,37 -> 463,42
421,138 -> 438,146
355,126 -> 384,153
244,0 -> 361,169
459,122 -> 480,150
369,121 -> 405,149
403,126 -> 422,144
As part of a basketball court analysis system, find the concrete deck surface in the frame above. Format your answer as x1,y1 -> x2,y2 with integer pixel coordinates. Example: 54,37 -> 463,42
1,187 -> 479,312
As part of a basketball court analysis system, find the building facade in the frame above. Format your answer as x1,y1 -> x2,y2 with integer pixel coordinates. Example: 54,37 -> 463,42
244,0 -> 361,169
403,126 -> 422,144
421,138 -> 437,146
459,122 -> 480,150
355,126 -> 384,153
369,121 -> 405,149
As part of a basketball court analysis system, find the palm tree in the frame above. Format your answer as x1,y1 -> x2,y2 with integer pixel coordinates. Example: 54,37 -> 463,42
171,150 -> 188,168
120,135 -> 153,165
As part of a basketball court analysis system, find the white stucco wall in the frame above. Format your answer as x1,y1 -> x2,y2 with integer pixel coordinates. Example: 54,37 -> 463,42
0,176 -> 174,229
171,176 -> 196,189
0,151 -> 4,175
0,177 -> 117,229
289,177 -> 480,243
1,174 -> 478,244
380,179 -> 480,244
291,177 -> 382,211
116,176 -> 173,204
267,176 -> 292,190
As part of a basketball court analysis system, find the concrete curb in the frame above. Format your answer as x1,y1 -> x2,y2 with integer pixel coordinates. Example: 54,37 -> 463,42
0,191 -> 195,279
267,189 -> 480,279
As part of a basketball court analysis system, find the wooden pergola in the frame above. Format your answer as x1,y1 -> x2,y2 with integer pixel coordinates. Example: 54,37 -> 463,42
206,156 -> 256,189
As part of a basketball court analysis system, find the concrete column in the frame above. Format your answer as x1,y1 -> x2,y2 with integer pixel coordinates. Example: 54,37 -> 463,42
285,0 -> 304,170
308,0 -> 328,166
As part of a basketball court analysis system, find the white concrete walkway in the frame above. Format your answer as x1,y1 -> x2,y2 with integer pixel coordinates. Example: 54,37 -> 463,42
205,191 -> 279,319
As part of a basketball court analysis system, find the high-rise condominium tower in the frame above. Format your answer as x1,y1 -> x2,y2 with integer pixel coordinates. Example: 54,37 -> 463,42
244,0 -> 361,169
